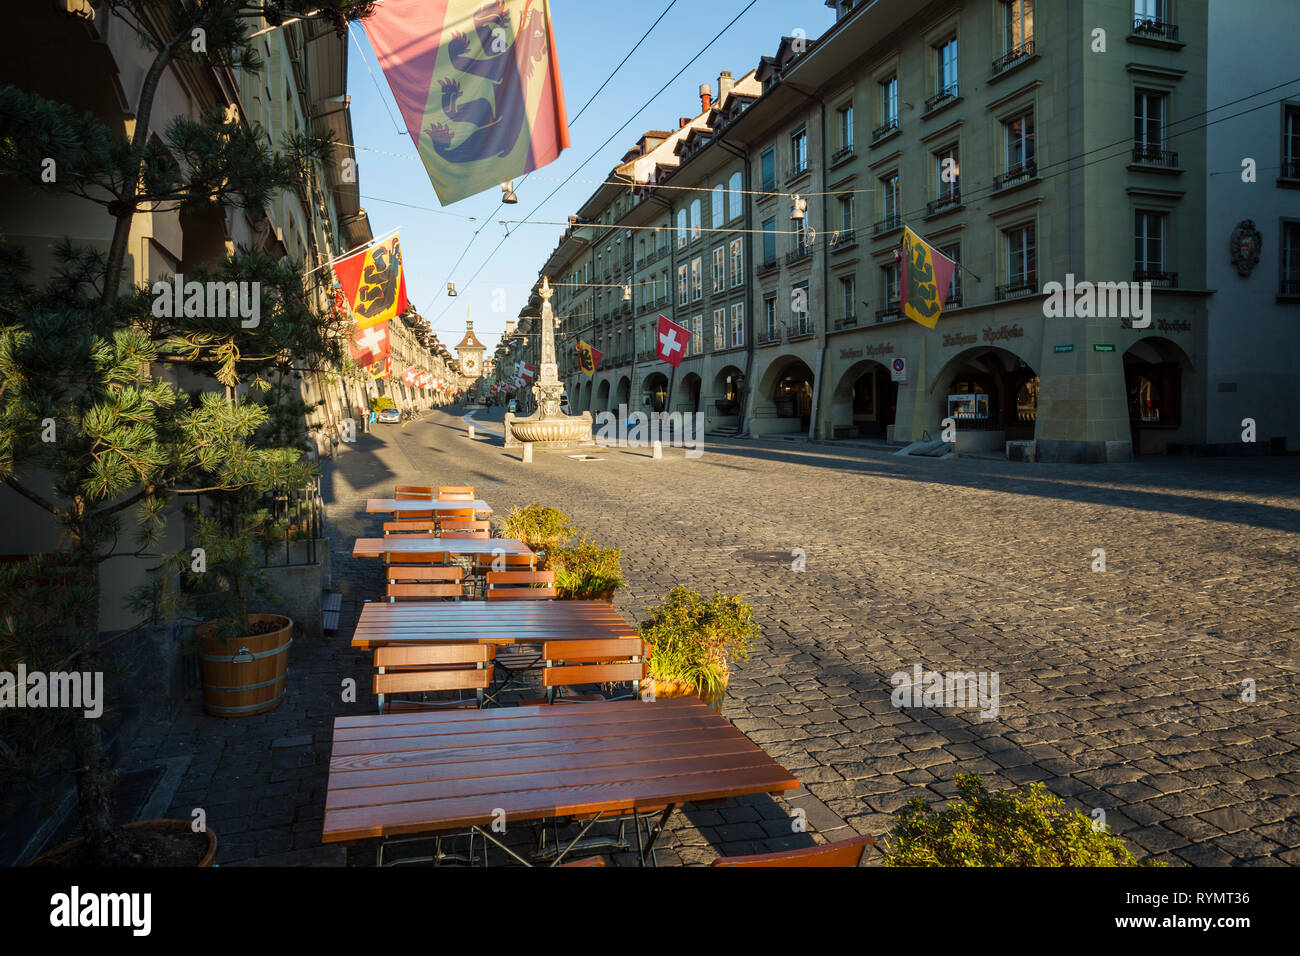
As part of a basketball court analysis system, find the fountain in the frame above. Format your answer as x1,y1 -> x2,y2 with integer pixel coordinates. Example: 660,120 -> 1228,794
504,276 -> 594,449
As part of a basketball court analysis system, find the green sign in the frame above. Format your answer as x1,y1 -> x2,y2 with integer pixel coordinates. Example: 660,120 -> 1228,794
1093,344 -> 1116,352
1053,344 -> 1074,353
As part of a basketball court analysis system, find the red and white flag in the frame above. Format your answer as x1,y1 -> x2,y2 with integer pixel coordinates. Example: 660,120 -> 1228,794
349,320 -> 390,367
655,314 -> 690,367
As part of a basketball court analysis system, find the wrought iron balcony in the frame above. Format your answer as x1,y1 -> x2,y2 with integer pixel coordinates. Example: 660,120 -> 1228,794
785,162 -> 810,184
924,84 -> 959,113
995,275 -> 1037,300
1132,144 -> 1179,168
993,160 -> 1037,191
830,144 -> 855,165
871,117 -> 899,143
828,228 -> 856,249
875,303 -> 900,322
834,314 -> 859,330
1131,17 -> 1179,41
1283,159 -> 1300,179
926,189 -> 961,215
1133,269 -> 1178,288
757,255 -> 780,274
991,38 -> 1035,76
873,213 -> 902,236
785,246 -> 812,266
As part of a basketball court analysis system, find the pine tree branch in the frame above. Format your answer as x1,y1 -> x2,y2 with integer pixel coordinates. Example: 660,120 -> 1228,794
4,478 -> 62,518
98,484 -> 161,518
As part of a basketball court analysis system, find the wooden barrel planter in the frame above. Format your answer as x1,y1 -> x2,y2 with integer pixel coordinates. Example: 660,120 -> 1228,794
643,677 -> 725,713
197,614 -> 293,718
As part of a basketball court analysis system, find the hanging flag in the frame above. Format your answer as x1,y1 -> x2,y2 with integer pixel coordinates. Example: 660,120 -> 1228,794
362,0 -> 571,206
333,234 -> 409,329
575,340 -> 601,376
368,356 -> 394,380
899,226 -> 958,330
655,314 -> 689,367
349,320 -> 390,367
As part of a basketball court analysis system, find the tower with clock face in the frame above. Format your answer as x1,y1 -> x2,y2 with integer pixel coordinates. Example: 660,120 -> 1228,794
456,320 -> 486,386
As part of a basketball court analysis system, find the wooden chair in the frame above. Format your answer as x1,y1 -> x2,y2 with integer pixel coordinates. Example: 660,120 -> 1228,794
438,520 -> 491,535
393,485 -> 435,518
386,565 -> 465,602
436,508 -> 477,526
373,644 -> 494,713
525,639 -> 647,705
710,833 -> 875,867
437,486 -> 475,500
485,570 -> 556,601
383,520 -> 440,536
386,550 -> 451,565
558,856 -> 606,867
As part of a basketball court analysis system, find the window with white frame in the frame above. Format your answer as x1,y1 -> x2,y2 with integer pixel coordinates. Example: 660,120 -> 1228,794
838,105 -> 854,152
941,243 -> 961,302
729,238 -> 744,287
730,303 -> 744,348
936,145 -> 959,201
935,37 -> 958,98
838,194 -> 855,233
1004,112 -> 1035,171
764,295 -> 778,340
676,209 -> 687,247
882,264 -> 899,311
692,314 -> 703,355
1003,0 -> 1033,53
690,256 -> 703,301
711,185 -> 725,228
1005,222 -> 1037,286
1285,106 -> 1300,177
791,126 -> 808,174
839,275 -> 856,319
713,308 -> 726,351
793,282 -> 810,334
881,173 -> 900,226
1134,90 -> 1166,153
690,199 -> 701,239
677,264 -> 688,305
712,245 -> 726,293
1134,0 -> 1165,20
728,171 -> 743,219
880,76 -> 898,128
1134,210 -> 1166,276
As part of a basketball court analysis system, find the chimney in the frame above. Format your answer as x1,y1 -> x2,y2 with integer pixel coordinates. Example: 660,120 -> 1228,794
505,320 -> 516,337
699,82 -> 712,112
679,117 -> 691,128
718,71 -> 734,103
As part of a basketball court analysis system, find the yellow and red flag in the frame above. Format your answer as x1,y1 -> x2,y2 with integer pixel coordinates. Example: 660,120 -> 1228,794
363,0 -> 571,206
333,235 -> 408,330
899,226 -> 958,329
575,340 -> 601,376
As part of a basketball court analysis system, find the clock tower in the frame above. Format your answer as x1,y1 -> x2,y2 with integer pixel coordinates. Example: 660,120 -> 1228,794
456,319 -> 486,385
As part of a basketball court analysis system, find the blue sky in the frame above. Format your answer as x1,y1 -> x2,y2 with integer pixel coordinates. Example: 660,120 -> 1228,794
345,0 -> 834,352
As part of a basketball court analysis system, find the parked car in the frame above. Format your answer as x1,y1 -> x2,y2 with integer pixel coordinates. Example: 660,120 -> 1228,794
507,399 -> 518,414
377,407 -> 402,424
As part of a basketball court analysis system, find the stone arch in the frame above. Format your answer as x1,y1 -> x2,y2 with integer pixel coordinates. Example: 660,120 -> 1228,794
752,355 -> 815,434
830,359 -> 896,439
614,375 -> 631,413
642,371 -> 669,413
596,378 -> 611,412
675,371 -> 703,415
929,346 -> 1040,447
1124,335 -> 1196,454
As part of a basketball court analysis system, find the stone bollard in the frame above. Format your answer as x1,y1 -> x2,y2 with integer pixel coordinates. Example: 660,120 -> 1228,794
522,444 -> 533,463
652,440 -> 662,460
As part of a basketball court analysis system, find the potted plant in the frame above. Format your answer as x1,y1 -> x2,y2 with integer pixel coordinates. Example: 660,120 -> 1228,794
638,586 -> 758,712
499,502 -> 575,567
885,774 -> 1163,867
550,536 -> 625,601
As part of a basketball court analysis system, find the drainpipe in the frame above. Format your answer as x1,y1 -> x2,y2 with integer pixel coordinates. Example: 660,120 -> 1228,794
717,136 -> 752,434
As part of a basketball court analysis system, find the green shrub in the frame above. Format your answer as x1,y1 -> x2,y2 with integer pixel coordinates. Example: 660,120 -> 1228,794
499,502 -> 574,559
639,586 -> 759,699
550,536 -> 625,599
885,774 -> 1163,867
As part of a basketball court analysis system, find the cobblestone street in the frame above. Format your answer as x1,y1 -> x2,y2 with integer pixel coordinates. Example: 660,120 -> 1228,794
126,408 -> 1300,866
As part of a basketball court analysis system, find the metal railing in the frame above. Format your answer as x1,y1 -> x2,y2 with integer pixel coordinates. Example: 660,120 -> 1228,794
1134,269 -> 1178,288
995,275 -> 1038,300
872,117 -> 899,142
834,314 -> 859,330
873,213 -> 902,235
924,84 -> 959,112
830,144 -> 855,164
1131,17 -> 1178,41
927,189 -> 961,215
1132,144 -> 1179,167
993,160 -> 1037,191
991,38 -> 1035,75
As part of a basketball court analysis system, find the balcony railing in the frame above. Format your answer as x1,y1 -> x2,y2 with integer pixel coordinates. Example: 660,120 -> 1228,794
924,84 -> 959,113
875,303 -> 900,322
992,38 -> 1035,76
1134,269 -> 1178,288
993,160 -> 1037,191
1132,144 -> 1179,168
995,275 -> 1038,300
829,228 -> 856,249
757,328 -> 780,345
872,117 -> 899,143
785,162 -> 809,183
873,213 -> 902,236
834,314 -> 858,330
926,189 -> 961,215
830,144 -> 855,165
757,255 -> 780,274
1282,158 -> 1300,179
1131,17 -> 1179,41
785,246 -> 812,265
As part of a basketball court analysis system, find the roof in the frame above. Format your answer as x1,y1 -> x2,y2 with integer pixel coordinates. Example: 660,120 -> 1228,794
456,323 -> 485,351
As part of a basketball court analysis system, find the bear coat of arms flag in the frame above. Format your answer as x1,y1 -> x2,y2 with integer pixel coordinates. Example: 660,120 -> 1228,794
899,226 -> 958,330
575,340 -> 601,376
333,234 -> 409,330
362,0 -> 571,206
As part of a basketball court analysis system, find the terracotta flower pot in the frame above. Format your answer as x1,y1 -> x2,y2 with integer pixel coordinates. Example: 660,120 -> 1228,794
643,676 -> 726,713
29,819 -> 218,867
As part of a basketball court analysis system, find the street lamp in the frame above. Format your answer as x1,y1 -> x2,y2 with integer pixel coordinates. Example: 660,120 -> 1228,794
790,195 -> 807,221
501,180 -> 518,204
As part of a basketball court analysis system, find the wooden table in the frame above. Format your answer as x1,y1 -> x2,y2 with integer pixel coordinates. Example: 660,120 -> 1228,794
321,698 -> 800,865
352,537 -> 531,560
351,600 -> 637,650
366,498 -> 493,516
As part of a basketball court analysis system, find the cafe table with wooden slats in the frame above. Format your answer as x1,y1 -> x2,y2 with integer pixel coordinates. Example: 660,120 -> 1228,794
321,698 -> 800,865
350,599 -> 637,650
365,498 -> 493,517
351,537 -> 532,561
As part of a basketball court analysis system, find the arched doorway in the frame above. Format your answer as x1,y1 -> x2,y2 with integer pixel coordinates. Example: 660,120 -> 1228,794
596,378 -> 611,412
642,372 -> 669,413
932,347 -> 1038,446
1124,337 -> 1192,455
614,376 -> 631,413
677,372 -> 702,415
773,360 -> 815,429
831,361 -> 897,439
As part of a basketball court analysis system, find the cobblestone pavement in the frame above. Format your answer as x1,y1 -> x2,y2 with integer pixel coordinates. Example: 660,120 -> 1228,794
124,407 -> 1300,866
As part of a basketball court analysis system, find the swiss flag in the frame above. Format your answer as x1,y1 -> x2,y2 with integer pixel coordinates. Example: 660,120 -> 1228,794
656,314 -> 690,367
349,320 -> 389,367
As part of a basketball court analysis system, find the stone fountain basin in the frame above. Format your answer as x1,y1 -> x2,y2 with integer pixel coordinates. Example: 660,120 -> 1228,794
508,415 -> 593,444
